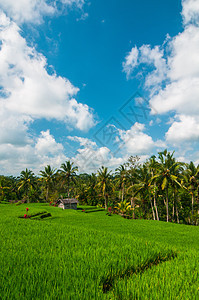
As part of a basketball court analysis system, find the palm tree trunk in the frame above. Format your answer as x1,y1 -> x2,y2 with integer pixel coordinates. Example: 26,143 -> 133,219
153,192 -> 159,221
46,186 -> 49,202
67,178 -> 70,198
131,197 -> 135,219
122,184 -> 124,202
166,188 -> 169,222
104,195 -> 107,209
119,190 -> 121,201
191,193 -> 194,225
103,186 -> 107,209
172,198 -> 175,222
176,201 -> 179,224
150,194 -> 155,220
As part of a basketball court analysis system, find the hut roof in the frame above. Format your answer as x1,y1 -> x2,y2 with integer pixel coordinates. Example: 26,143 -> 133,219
60,198 -> 79,204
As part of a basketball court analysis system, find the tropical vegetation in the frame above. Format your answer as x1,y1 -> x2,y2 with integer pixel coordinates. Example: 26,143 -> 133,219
0,150 -> 199,225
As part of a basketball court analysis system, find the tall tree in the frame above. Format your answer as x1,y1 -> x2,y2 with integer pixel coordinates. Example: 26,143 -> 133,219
39,165 -> 57,202
152,150 -> 182,222
59,161 -> 78,197
134,163 -> 156,220
18,169 -> 35,203
148,155 -> 159,221
97,166 -> 112,209
184,161 -> 199,222
125,156 -> 140,217
85,173 -> 98,205
115,164 -> 127,201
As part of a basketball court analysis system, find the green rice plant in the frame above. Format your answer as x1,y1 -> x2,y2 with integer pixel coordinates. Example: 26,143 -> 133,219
0,203 -> 198,299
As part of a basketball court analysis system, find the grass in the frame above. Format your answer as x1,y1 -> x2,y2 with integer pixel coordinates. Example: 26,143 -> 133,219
0,203 -> 198,299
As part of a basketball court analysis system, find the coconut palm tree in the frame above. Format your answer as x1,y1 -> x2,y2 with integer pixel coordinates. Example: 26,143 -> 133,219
148,155 -> 159,221
184,161 -> 199,222
96,166 -> 112,209
18,169 -> 35,203
125,156 -> 140,218
85,173 -> 98,206
134,163 -> 156,220
59,161 -> 78,197
39,165 -> 57,202
115,164 -> 127,201
0,179 -> 10,201
152,150 -> 182,222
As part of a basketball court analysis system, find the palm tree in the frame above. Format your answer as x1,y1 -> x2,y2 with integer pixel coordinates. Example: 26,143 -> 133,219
115,164 -> 127,201
0,177 -> 10,201
184,161 -> 199,222
134,164 -> 156,220
59,161 -> 78,197
152,150 -> 182,222
97,166 -> 112,209
148,155 -> 160,221
125,157 -> 140,218
85,173 -> 98,206
39,165 -> 57,202
18,169 -> 35,203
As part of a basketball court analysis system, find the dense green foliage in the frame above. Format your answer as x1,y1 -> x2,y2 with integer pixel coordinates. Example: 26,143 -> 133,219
0,149 -> 199,225
0,203 -> 198,299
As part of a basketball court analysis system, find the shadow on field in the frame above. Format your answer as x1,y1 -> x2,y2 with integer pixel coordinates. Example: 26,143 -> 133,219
101,251 -> 177,293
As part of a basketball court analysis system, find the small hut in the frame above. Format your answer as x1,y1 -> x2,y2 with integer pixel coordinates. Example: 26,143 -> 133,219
58,198 -> 79,210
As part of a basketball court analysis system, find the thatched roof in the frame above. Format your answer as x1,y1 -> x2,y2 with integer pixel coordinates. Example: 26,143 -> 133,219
60,198 -> 79,204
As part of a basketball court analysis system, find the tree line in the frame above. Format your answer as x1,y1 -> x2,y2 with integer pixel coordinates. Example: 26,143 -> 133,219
0,149 -> 199,225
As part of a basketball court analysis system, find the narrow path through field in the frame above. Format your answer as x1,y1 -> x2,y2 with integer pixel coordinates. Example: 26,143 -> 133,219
102,251 -> 177,293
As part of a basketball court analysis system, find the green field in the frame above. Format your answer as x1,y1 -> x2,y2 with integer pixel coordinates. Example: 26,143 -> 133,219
0,204 -> 198,299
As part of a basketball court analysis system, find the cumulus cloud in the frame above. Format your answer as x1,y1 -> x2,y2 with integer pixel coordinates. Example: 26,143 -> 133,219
166,115 -> 199,144
182,0 -> 199,25
67,136 -> 97,147
123,44 -> 167,88
0,12 -> 95,174
67,125 -> 166,173
123,0 -> 199,150
35,130 -> 64,155
0,130 -> 68,175
0,0 -> 86,24
0,12 -> 95,131
118,123 -> 166,155
67,136 -> 125,173
149,4 -> 199,144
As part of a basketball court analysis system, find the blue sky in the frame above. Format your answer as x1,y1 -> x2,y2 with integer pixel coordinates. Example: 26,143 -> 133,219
0,0 -> 199,175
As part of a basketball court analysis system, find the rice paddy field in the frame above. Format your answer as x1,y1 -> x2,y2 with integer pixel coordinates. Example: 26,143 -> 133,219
0,203 -> 198,299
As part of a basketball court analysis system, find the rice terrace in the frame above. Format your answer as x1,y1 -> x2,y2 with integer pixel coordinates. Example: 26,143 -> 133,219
0,202 -> 198,299
1,0 -> 199,299
0,152 -> 199,299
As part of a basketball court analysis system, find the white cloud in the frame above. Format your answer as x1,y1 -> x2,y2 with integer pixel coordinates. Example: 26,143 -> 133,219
67,136 -> 97,147
182,0 -> 199,25
0,0 -> 86,24
168,25 -> 199,81
149,13 -> 199,145
123,44 -> 167,88
166,115 -> 199,144
123,0 -> 199,151
67,136 -> 126,173
118,123 -> 166,155
0,12 -> 95,174
0,12 -> 95,131
122,46 -> 139,78
0,130 -> 68,175
35,130 -> 64,155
